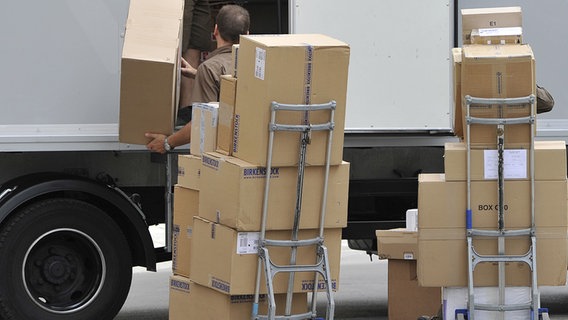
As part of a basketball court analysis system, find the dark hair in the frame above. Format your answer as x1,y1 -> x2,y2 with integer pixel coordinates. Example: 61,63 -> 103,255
216,5 -> 250,44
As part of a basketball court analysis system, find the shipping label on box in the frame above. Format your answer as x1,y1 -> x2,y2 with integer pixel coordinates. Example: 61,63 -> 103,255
470,27 -> 522,45
190,102 -> 219,156
216,75 -> 237,155
199,152 -> 349,231
177,154 -> 201,190
444,141 -> 567,181
233,34 -> 350,166
189,217 -> 341,295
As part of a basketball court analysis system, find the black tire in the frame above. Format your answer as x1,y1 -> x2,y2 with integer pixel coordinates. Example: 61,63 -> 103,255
0,198 -> 132,320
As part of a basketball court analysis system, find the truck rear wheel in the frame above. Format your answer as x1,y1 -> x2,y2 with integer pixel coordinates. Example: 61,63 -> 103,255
0,198 -> 132,320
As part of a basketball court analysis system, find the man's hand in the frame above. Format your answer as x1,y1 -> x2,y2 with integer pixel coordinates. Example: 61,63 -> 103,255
180,57 -> 197,79
145,133 -> 167,154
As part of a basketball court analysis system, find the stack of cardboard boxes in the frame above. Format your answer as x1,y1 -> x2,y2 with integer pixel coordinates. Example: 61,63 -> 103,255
420,7 -> 568,320
377,7 -> 568,320
169,34 -> 351,319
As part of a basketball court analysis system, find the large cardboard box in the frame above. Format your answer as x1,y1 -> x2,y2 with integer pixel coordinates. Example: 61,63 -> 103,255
171,185 -> 197,277
461,7 -> 522,44
417,173 -> 567,229
190,102 -> 219,156
452,48 -> 463,138
119,0 -> 183,145
444,141 -> 567,181
461,44 -> 535,146
376,228 -> 418,260
190,217 -> 341,295
199,152 -> 349,231
233,34 -> 350,167
169,276 -> 308,320
216,75 -> 237,155
177,154 -> 201,190
417,174 -> 568,287
388,260 -> 442,320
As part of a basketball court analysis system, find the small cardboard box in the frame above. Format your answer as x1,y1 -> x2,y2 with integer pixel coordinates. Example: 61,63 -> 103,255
199,152 -> 349,231
168,276 -> 308,320
417,173 -> 568,229
461,7 -> 522,44
470,27 -> 522,45
444,141 -> 567,181
177,154 -> 201,190
418,227 -> 567,287
119,0 -> 183,145
233,34 -> 350,167
216,75 -> 237,155
388,260 -> 442,320
461,44 -> 535,146
189,217 -> 341,295
376,228 -> 418,260
171,185 -> 197,277
190,102 -> 219,156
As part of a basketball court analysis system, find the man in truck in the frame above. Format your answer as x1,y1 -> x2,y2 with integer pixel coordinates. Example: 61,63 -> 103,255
145,4 -> 250,154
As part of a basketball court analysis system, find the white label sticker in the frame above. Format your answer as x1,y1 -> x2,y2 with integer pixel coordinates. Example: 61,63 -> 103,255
484,149 -> 527,179
254,47 -> 266,80
236,232 -> 260,254
403,252 -> 415,260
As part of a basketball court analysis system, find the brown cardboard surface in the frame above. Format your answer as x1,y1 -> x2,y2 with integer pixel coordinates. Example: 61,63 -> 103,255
190,102 -> 219,156
199,152 -> 349,231
119,0 -> 183,144
217,75 -> 237,155
418,227 -> 567,287
376,228 -> 418,260
452,48 -> 463,139
172,185 -> 197,277
444,141 -> 567,181
189,217 -> 342,295
177,154 -> 201,190
461,7 -> 522,44
168,276 -> 308,320
388,260 -> 441,320
461,44 -> 535,146
417,173 -> 568,229
233,34 -> 350,167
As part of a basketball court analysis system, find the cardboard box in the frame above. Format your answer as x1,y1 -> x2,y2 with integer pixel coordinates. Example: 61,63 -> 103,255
417,174 -> 567,229
418,227 -> 567,287
452,48 -> 463,138
417,174 -> 568,287
461,7 -> 522,44
216,75 -> 237,155
199,152 -> 349,231
443,287 -> 530,320
388,260 -> 441,320
190,217 -> 341,295
376,229 -> 418,260
190,102 -> 219,156
444,141 -> 567,181
461,44 -> 535,146
177,154 -> 201,190
119,0 -> 183,145
171,185 -> 197,277
470,27 -> 522,45
233,34 -> 350,167
169,276 -> 308,320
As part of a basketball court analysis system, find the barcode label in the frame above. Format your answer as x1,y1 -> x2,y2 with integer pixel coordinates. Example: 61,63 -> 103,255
236,232 -> 260,255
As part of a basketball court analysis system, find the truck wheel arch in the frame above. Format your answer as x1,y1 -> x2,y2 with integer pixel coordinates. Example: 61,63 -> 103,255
0,172 -> 157,271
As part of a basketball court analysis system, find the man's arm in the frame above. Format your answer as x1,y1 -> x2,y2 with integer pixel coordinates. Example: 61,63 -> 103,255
145,122 -> 192,154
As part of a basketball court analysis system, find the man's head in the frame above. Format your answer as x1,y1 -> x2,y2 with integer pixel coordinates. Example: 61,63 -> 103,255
215,5 -> 250,44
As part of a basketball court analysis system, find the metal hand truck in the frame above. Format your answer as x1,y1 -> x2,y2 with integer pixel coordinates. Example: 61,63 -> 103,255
455,94 -> 550,320
251,100 -> 337,320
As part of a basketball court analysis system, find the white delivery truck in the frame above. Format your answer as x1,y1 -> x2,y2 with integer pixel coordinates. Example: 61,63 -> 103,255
0,0 -> 566,319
